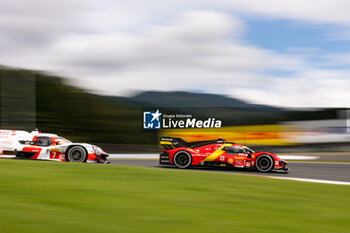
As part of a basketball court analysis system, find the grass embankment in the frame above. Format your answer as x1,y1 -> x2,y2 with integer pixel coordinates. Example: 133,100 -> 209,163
0,159 -> 349,233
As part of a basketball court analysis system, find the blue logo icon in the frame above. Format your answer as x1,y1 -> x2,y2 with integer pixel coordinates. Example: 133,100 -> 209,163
143,109 -> 162,129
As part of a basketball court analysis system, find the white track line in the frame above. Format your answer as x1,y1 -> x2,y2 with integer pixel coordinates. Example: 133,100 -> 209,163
289,161 -> 350,165
261,176 -> 350,186
278,155 -> 319,160
109,154 -> 158,159
0,155 -> 16,158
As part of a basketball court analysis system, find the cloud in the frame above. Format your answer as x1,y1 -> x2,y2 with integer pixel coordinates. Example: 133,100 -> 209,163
0,1 -> 349,107
222,0 -> 350,25
0,1 -> 84,44
229,68 -> 350,107
84,0 -> 350,29
52,10 -> 350,108
42,12 -> 277,91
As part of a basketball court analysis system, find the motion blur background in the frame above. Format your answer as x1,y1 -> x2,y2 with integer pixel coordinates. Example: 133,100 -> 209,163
0,0 -> 349,153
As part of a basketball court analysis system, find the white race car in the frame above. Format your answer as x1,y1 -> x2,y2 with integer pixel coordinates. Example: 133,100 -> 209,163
0,129 -> 109,163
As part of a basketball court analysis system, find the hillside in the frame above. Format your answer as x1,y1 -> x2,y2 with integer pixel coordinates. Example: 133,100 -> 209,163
130,91 -> 283,112
0,67 -> 339,145
0,68 -> 155,144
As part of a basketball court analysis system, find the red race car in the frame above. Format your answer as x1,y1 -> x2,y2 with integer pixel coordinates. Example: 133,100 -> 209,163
159,137 -> 289,173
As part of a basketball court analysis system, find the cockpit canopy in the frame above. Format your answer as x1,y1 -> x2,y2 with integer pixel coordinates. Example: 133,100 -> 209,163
222,146 -> 255,154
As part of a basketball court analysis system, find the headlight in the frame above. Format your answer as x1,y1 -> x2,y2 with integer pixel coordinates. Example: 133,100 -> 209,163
93,146 -> 102,156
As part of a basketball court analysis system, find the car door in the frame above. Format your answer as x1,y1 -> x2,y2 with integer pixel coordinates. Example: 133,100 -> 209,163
222,146 -> 246,166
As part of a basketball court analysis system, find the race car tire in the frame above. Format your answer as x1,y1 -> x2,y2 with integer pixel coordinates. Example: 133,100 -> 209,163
66,146 -> 87,163
255,154 -> 274,172
173,151 -> 192,169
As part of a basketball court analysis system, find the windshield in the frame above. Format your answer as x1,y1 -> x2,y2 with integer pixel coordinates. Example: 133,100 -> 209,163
56,137 -> 72,145
243,146 -> 255,154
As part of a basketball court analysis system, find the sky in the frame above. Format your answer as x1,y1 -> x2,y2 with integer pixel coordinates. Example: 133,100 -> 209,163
0,0 -> 349,107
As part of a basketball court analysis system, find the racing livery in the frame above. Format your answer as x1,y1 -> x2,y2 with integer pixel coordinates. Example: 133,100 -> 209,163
0,129 -> 109,163
160,137 -> 289,172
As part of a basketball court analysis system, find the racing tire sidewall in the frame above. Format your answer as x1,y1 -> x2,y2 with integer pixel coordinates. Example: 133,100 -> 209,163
67,146 -> 87,163
173,151 -> 192,169
255,154 -> 274,173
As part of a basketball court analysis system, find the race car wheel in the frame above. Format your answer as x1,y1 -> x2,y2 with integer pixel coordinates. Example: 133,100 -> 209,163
67,146 -> 87,163
255,154 -> 273,172
173,151 -> 192,169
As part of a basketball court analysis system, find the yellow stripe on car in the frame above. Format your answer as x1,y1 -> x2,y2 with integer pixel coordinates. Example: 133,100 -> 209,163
50,148 -> 60,152
202,143 -> 232,162
160,141 -> 173,145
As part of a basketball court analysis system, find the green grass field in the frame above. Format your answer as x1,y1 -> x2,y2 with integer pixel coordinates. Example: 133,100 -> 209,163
0,160 -> 349,233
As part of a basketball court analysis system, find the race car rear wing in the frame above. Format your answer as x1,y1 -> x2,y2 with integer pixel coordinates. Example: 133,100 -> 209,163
160,136 -> 229,150
160,137 -> 188,150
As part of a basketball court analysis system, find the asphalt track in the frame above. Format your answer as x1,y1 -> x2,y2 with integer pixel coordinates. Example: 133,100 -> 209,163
109,159 -> 350,183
